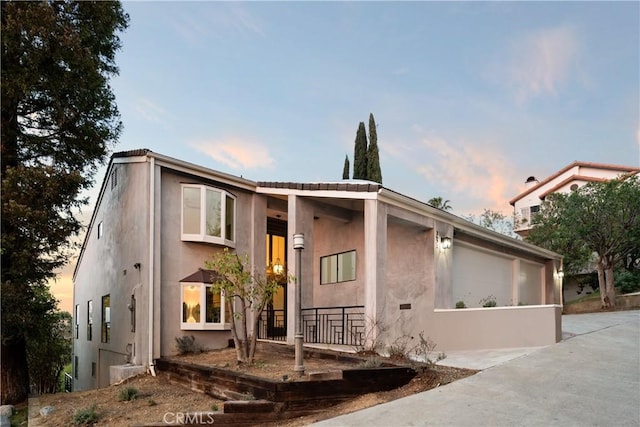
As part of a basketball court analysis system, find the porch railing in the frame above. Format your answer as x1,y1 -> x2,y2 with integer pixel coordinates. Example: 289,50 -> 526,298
257,309 -> 287,341
301,305 -> 365,346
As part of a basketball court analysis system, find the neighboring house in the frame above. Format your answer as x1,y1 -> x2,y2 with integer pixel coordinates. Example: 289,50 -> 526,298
510,161 -> 640,238
73,150 -> 563,391
509,161 -> 640,303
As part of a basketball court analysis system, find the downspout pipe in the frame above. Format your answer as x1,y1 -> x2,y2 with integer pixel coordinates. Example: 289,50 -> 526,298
148,156 -> 156,376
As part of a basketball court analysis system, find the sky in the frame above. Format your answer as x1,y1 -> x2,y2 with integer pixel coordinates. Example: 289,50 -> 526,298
51,1 -> 640,312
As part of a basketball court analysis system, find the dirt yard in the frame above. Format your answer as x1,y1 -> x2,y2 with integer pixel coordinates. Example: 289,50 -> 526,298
35,348 -> 476,426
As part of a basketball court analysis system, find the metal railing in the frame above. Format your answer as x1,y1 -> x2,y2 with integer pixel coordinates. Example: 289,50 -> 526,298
257,309 -> 287,341
64,373 -> 72,392
301,305 -> 365,346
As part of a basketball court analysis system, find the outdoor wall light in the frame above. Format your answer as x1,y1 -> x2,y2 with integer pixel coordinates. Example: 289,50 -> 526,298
293,233 -> 305,250
557,267 -> 564,279
441,236 -> 452,250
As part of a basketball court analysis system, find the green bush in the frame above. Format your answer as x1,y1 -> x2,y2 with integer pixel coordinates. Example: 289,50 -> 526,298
455,301 -> 466,309
479,295 -> 497,307
119,386 -> 139,401
175,335 -> 202,354
359,356 -> 383,368
73,404 -> 99,425
615,270 -> 640,294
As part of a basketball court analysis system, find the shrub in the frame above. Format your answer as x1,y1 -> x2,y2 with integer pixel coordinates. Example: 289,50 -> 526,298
615,270 -> 640,294
119,386 -> 139,401
175,335 -> 202,354
479,295 -> 497,307
211,403 -> 219,412
359,356 -> 383,368
73,404 -> 99,425
455,301 -> 466,309
148,399 -> 157,406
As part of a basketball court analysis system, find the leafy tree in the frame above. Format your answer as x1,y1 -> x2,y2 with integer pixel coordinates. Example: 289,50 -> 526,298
352,121 -> 368,180
427,196 -> 452,211
28,309 -> 72,394
1,1 -> 128,404
366,113 -> 382,184
205,249 -> 282,364
527,176 -> 640,308
463,209 -> 518,238
342,155 -> 350,179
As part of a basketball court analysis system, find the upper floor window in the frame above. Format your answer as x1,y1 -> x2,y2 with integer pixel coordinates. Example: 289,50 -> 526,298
97,221 -> 103,239
74,304 -> 80,339
181,185 -> 236,246
320,250 -> 356,284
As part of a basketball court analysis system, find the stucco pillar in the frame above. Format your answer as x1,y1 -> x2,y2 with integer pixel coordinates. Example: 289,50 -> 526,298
248,193 -> 268,338
363,199 -> 387,347
512,259 -> 520,306
286,195 -> 314,345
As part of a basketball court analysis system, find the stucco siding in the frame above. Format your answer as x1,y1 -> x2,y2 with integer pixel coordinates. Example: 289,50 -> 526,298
383,220 -> 432,347
73,161 -> 151,391
158,169 -> 258,356
311,215 -> 365,308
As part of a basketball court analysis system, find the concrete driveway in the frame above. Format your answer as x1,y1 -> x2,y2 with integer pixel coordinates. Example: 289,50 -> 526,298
314,310 -> 640,427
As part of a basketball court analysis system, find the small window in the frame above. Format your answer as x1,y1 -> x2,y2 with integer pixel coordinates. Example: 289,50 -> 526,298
97,222 -> 103,239
570,183 -> 579,191
321,250 -> 356,284
87,300 -> 93,341
111,167 -> 118,190
181,185 -> 236,246
91,362 -> 96,378
101,295 -> 110,343
129,295 -> 136,333
74,304 -> 80,339
74,356 -> 79,379
530,205 -> 540,214
181,283 -> 229,330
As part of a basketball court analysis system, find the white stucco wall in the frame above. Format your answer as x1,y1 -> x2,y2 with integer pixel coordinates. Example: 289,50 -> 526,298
73,160 -> 151,391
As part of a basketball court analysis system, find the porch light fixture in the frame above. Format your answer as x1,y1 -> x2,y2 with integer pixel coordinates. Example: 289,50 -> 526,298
273,259 -> 284,275
293,233 -> 305,375
441,236 -> 452,250
558,267 -> 564,279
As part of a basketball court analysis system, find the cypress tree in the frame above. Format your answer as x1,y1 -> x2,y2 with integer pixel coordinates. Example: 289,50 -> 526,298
353,122 -> 368,180
342,155 -> 350,179
367,113 -> 382,184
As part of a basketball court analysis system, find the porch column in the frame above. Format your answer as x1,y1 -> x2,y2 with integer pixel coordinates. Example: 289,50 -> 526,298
286,195 -> 314,345
364,199 -> 387,347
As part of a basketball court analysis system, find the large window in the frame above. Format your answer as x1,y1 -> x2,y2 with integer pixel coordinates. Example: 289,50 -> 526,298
181,184 -> 236,246
101,295 -> 110,343
320,250 -> 356,284
181,282 -> 229,330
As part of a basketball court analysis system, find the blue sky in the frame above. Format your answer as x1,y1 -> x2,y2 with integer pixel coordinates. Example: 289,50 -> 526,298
106,1 -> 639,214
54,1 -> 639,311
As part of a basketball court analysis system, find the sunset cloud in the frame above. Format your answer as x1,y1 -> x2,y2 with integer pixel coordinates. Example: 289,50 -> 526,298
135,98 -> 170,124
503,25 -> 581,104
414,135 -> 517,214
192,138 -> 275,170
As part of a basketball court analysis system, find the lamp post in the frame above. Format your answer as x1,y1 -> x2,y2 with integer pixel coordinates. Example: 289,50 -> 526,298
293,233 -> 305,375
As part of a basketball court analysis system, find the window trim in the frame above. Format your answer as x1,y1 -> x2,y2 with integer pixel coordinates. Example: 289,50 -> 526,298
181,184 -> 236,247
320,250 -> 357,285
74,304 -> 80,339
180,282 -> 231,331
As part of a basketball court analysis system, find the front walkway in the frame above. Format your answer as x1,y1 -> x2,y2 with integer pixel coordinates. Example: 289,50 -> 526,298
314,310 -> 640,426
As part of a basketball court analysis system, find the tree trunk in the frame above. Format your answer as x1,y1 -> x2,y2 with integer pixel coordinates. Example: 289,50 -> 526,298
596,259 -> 609,309
1,336 -> 29,405
605,265 -> 616,309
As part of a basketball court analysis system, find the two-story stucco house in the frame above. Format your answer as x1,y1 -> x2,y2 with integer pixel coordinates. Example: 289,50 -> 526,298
509,161 -> 640,303
73,149 -> 563,391
510,161 -> 640,238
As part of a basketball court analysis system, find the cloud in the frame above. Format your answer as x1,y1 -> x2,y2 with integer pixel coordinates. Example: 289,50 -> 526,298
135,98 -> 170,124
502,25 -> 581,104
413,134 -> 517,214
191,138 -> 275,170
171,4 -> 263,46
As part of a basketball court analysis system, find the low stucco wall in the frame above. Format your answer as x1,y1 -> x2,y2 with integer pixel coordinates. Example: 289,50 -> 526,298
432,305 -> 562,351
